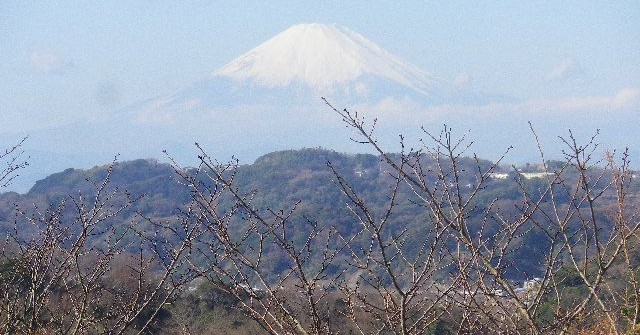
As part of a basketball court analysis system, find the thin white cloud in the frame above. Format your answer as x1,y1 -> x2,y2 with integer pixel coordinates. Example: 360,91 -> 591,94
454,73 -> 471,86
134,97 -> 231,124
611,88 -> 640,110
360,87 -> 640,125
531,87 -> 640,112
545,58 -> 581,82
135,97 -> 177,124
354,96 -> 425,123
30,51 -> 74,75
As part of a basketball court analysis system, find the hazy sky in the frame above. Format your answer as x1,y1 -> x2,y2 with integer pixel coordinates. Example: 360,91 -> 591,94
2,1 -> 638,134
1,2 -> 639,192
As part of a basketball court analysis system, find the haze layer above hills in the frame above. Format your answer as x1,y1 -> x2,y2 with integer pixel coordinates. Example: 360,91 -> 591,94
4,23 -> 639,193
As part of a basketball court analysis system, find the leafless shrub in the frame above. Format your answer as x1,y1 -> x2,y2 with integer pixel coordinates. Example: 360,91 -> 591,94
171,100 -> 640,334
324,99 -> 640,334
0,158 -> 195,334
168,147 -> 350,334
0,136 -> 29,188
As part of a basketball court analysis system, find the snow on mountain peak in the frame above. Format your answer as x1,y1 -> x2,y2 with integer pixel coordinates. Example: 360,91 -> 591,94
213,23 -> 442,94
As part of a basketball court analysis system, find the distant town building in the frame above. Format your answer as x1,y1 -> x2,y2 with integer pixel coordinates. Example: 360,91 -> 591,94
520,172 -> 554,179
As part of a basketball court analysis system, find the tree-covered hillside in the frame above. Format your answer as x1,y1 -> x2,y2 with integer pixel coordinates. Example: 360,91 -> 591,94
2,148 -> 635,280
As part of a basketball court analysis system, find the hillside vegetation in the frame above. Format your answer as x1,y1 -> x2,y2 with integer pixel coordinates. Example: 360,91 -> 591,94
1,144 -> 639,334
2,148 -> 606,277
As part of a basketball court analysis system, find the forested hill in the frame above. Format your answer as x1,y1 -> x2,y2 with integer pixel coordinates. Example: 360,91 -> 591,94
1,148 -> 636,279
0,148 -> 504,228
0,149 -> 394,233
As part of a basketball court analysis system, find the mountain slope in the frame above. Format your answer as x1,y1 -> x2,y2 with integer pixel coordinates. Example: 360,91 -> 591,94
133,23 -> 470,120
214,23 -> 447,95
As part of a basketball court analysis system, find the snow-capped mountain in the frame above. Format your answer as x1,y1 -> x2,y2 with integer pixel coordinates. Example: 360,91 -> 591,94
132,23 -> 483,122
214,23 -> 447,95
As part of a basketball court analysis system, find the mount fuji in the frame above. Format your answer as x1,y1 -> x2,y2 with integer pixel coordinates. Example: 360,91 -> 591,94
214,23 -> 447,96
131,23 -> 499,124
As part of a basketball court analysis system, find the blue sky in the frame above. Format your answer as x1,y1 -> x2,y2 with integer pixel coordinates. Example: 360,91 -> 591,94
0,1 -> 639,191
